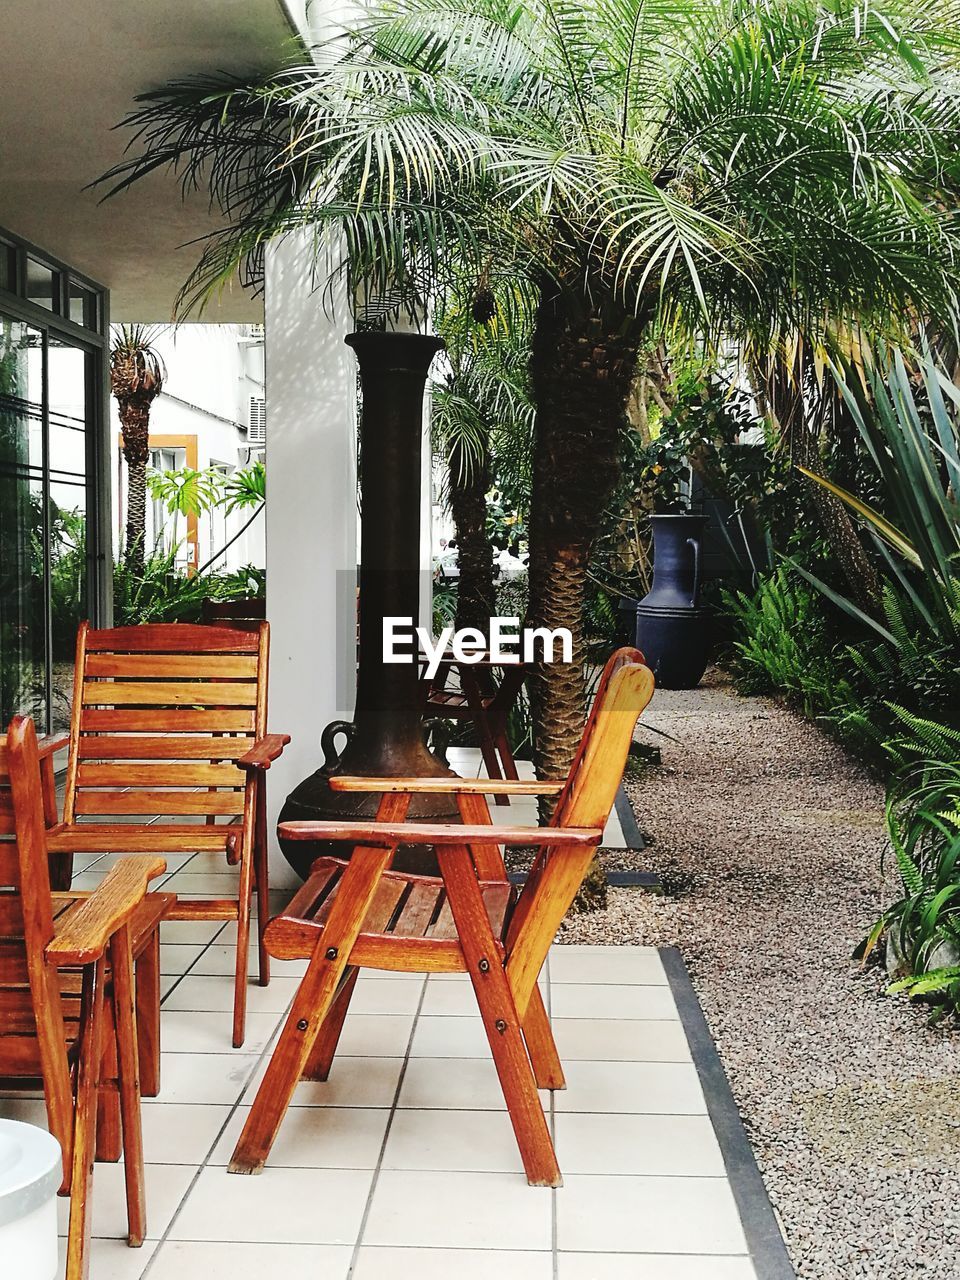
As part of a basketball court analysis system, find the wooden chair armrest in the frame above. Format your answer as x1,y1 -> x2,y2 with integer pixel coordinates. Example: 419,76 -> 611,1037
329,776 -> 564,796
45,856 -> 167,965
36,733 -> 70,761
278,820 -> 601,847
237,734 -> 291,771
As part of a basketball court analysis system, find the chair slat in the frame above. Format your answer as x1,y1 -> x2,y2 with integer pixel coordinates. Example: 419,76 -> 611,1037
428,892 -> 455,940
84,624 -> 260,653
0,894 -> 25,935
283,863 -> 341,923
85,654 -> 258,679
482,883 -> 513,939
0,943 -> 28,984
74,791 -> 246,816
77,736 -> 254,760
391,882 -> 442,938
48,825 -> 234,852
77,763 -> 246,788
361,879 -> 407,934
0,1035 -> 44,1074
82,681 -> 257,707
0,842 -> 20,884
81,709 -> 256,733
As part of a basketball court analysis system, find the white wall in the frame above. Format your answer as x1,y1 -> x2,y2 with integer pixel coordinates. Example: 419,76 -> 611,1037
263,233 -> 357,867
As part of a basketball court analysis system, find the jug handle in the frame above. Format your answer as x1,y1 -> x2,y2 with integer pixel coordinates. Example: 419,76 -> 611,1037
321,720 -> 354,770
687,536 -> 702,606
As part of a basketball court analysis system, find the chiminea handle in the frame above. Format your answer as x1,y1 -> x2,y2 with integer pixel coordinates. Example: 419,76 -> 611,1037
321,720 -> 355,770
686,535 -> 702,606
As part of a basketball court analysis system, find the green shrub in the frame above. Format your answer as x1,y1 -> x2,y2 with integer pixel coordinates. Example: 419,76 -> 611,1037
112,544 -> 263,625
723,568 -> 848,719
858,741 -> 960,1023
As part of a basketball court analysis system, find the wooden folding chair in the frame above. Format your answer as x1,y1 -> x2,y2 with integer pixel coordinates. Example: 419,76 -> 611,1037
1,716 -> 169,1280
229,647 -> 653,1186
47,622 -> 289,1047
421,655 -> 527,804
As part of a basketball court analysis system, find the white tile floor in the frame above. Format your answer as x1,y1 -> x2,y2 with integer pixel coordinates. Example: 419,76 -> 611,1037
2,920 -> 758,1278
1,758 -> 762,1279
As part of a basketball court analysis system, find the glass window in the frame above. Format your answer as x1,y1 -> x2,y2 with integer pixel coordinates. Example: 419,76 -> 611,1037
147,445 -> 186,561
68,280 -> 98,329
25,256 -> 57,311
0,317 -> 47,727
47,337 -> 91,731
0,241 -> 17,294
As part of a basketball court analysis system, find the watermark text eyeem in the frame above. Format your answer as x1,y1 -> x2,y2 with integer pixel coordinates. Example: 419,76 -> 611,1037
384,616 -> 573,680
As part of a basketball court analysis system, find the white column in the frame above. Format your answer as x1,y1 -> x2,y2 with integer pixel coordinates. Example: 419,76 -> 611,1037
264,233 -> 356,870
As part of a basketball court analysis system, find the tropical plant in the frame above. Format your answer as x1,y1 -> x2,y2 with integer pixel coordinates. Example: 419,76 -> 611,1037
800,347 -> 960,636
99,0 -> 960,780
857,742 -> 960,1022
432,283 -> 535,632
724,567 -> 848,718
112,541 -> 263,625
796,346 -> 960,740
146,459 -> 266,574
110,325 -> 165,576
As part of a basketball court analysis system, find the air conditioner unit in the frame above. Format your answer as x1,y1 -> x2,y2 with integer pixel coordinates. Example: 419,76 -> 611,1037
247,396 -> 266,444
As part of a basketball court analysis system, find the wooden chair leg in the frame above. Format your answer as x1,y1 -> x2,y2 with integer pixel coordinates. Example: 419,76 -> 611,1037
477,716 -> 509,806
229,848 -> 391,1174
439,846 -> 561,1187
254,788 -> 271,988
303,967 -> 359,1082
65,959 -> 106,1280
494,729 -> 520,783
136,928 -> 161,1098
95,997 -> 122,1163
522,983 -> 565,1091
232,843 -> 254,1048
109,924 -> 147,1246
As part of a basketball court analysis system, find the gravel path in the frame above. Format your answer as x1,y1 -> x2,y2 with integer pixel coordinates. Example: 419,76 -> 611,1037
559,668 -> 960,1280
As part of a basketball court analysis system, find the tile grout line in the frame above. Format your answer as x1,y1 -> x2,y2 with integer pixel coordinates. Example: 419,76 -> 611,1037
547,952 -> 560,1280
137,982 -> 302,1277
345,973 -> 430,1278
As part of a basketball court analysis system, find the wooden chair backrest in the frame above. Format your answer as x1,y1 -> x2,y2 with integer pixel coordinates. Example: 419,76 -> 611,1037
0,717 -> 72,1104
550,646 -> 649,830
201,597 -> 267,632
63,622 -> 269,825
505,648 -> 654,1001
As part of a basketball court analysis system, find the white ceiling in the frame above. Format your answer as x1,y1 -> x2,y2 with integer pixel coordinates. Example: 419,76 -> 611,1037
0,0 -> 300,320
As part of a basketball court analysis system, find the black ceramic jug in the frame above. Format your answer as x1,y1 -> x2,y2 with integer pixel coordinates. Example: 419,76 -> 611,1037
634,513 -> 711,689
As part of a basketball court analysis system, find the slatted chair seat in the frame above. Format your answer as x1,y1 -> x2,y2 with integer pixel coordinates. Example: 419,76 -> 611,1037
271,856 -> 515,954
47,622 -> 289,1048
230,648 -> 655,1187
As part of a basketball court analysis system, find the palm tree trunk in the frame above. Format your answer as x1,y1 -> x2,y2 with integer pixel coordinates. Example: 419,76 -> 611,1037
119,402 -> 151,577
125,457 -> 148,577
526,284 -> 641,786
448,432 -> 495,634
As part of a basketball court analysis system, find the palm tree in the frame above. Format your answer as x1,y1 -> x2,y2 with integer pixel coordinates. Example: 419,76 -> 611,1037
99,0 -> 960,778
110,325 -> 165,576
432,283 -> 535,634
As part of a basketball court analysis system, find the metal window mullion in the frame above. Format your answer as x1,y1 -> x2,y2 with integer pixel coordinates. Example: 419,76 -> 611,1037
41,327 -> 53,735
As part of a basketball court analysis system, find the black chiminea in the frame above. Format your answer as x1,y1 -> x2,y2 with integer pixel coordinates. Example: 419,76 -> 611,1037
633,513 -> 711,689
278,331 -> 457,879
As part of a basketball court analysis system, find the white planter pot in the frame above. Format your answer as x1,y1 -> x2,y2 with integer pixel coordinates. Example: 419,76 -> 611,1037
0,1119 -> 62,1280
